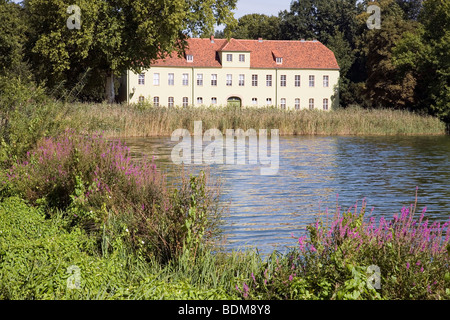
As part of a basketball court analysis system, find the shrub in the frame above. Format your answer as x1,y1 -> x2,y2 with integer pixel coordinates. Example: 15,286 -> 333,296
236,196 -> 450,300
2,130 -> 222,263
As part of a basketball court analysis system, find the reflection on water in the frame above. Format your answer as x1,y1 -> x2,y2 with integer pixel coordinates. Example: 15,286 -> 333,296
123,135 -> 450,255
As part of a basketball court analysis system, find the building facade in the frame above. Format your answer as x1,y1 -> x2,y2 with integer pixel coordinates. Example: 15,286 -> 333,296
120,37 -> 340,110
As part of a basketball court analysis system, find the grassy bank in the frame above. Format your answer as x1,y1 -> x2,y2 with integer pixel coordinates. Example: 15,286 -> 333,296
63,103 -> 446,137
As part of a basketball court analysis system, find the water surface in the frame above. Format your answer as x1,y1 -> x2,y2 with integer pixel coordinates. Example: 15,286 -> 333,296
123,135 -> 450,255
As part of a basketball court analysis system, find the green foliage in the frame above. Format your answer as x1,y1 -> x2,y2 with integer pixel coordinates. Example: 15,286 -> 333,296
24,0 -> 237,101
224,14 -> 281,40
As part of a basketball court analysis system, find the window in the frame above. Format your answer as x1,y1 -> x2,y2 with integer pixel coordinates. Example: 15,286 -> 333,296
182,97 -> 189,107
153,96 -> 159,107
182,73 -> 189,86
168,97 -> 174,107
280,75 -> 286,87
239,54 -> 245,62
226,54 -> 232,62
211,74 -> 217,86
252,98 -> 258,105
276,57 -> 283,64
266,98 -> 272,105
138,73 -> 145,85
138,96 -> 145,102
197,73 -> 203,86
323,98 -> 329,110
153,73 -> 160,85
280,98 -> 286,109
239,74 -> 245,86
295,75 -> 301,87
226,74 -> 232,86
252,74 -> 258,86
309,98 -> 314,110
211,97 -> 217,105
309,75 -> 315,87
197,97 -> 203,104
168,73 -> 174,86
295,98 -> 300,110
323,75 -> 329,87
186,54 -> 193,62
266,75 -> 272,87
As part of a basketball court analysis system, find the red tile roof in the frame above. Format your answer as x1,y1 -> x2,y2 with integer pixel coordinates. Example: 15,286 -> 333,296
151,38 -> 339,70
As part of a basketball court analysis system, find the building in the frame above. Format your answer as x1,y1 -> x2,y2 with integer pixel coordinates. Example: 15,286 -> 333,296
119,36 -> 340,110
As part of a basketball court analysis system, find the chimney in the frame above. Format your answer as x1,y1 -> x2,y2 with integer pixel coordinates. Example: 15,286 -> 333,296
210,35 -> 215,43
258,37 -> 263,43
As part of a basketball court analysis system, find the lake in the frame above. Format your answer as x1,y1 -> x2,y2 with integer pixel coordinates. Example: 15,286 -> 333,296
122,135 -> 450,255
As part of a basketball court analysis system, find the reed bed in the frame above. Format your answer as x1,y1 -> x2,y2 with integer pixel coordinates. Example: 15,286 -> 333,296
63,103 -> 446,137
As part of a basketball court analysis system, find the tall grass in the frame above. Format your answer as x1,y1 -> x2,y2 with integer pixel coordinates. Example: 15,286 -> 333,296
61,103 -> 447,137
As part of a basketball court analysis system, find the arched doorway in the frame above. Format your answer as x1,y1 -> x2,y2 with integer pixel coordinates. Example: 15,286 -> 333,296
227,96 -> 241,108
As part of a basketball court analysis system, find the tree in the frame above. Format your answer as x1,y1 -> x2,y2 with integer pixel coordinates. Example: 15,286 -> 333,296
358,0 -> 419,109
392,0 -> 449,125
395,0 -> 423,20
0,0 -> 29,76
24,0 -> 237,103
224,14 -> 281,40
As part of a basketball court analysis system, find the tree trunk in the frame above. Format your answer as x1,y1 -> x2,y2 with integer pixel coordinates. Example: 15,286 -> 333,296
105,71 -> 115,103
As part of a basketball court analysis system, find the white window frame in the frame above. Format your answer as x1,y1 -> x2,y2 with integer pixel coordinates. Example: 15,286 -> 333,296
252,98 -> 258,105
182,73 -> 189,86
323,75 -> 329,87
252,74 -> 258,86
182,97 -> 189,107
280,75 -> 286,87
280,98 -> 286,109
153,96 -> 159,107
138,73 -> 145,85
266,98 -> 272,105
168,73 -> 174,86
295,75 -> 301,87
226,74 -> 232,86
186,54 -> 194,62
239,74 -> 245,86
138,96 -> 145,102
309,98 -> 314,110
239,54 -> 245,62
211,74 -> 217,86
276,57 -> 283,64
211,97 -> 217,105
197,73 -> 203,86
309,75 -> 315,87
197,97 -> 203,105
323,98 -> 329,110
153,73 -> 160,86
295,98 -> 300,110
226,54 -> 232,62
168,97 -> 174,107
266,75 -> 272,87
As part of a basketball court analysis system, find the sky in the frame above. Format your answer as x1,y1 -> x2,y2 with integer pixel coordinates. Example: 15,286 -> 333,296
12,0 -> 293,18
233,0 -> 292,18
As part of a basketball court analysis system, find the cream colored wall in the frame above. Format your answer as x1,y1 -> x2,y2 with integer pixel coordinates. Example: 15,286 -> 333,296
127,62 -> 339,110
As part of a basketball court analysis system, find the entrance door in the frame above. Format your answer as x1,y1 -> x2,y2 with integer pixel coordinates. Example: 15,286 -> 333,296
227,96 -> 241,108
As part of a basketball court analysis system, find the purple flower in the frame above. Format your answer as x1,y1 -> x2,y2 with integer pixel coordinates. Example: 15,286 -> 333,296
406,262 -> 410,270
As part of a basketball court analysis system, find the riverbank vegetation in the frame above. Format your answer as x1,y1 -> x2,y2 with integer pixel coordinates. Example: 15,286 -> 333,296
0,0 -> 449,300
63,102 -> 447,137
0,97 -> 449,299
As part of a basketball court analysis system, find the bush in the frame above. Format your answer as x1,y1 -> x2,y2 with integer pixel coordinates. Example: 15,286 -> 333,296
236,197 -> 450,300
2,130 -> 222,263
0,197 -> 235,300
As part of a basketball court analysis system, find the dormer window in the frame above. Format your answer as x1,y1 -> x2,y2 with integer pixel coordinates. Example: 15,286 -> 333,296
276,57 -> 283,64
186,54 -> 193,62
